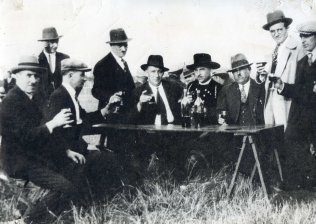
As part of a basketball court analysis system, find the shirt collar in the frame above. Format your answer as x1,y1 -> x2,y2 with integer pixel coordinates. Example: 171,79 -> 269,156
111,51 -> 124,63
43,50 -> 56,57
198,78 -> 212,85
238,79 -> 250,90
308,47 -> 316,63
148,82 -> 162,91
62,82 -> 77,98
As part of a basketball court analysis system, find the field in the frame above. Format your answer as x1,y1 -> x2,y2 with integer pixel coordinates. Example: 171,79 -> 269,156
1,81 -> 316,223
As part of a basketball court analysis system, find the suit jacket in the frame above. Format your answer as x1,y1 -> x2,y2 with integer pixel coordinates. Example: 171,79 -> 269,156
217,79 -> 265,125
280,56 -> 316,141
43,85 -> 106,168
92,52 -> 135,113
129,80 -> 183,125
0,86 -> 51,176
38,51 -> 69,99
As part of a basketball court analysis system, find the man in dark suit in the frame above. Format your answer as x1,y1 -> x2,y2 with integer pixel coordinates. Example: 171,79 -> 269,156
217,54 -> 265,125
274,21 -> 316,189
37,27 -> 69,107
0,56 -> 79,223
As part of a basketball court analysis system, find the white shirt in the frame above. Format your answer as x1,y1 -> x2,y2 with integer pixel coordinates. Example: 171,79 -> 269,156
43,50 -> 56,73
62,83 -> 82,124
308,47 -> 316,63
238,79 -> 250,99
198,78 -> 212,85
111,52 -> 125,70
148,82 -> 174,125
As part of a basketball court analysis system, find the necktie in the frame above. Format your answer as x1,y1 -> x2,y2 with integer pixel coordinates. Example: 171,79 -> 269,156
308,52 -> 313,66
271,44 -> 280,74
240,85 -> 247,103
121,58 -> 129,73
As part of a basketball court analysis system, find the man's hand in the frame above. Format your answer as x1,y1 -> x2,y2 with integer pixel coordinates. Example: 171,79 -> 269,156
256,63 -> 268,82
137,90 -> 154,111
66,149 -> 86,164
313,82 -> 316,93
46,108 -> 73,133
101,92 -> 124,115
274,78 -> 284,90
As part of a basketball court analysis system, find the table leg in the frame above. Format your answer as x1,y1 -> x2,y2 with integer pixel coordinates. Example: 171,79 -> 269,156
274,149 -> 283,181
248,135 -> 268,199
227,135 -> 248,198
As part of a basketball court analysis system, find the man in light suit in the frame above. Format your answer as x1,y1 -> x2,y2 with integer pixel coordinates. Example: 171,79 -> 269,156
256,10 -> 304,130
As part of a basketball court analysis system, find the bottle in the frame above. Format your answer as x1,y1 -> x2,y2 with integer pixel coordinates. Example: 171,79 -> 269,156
181,89 -> 191,128
192,90 -> 205,128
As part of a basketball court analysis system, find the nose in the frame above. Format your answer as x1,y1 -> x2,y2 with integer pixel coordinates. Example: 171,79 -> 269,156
120,45 -> 127,51
30,75 -> 37,83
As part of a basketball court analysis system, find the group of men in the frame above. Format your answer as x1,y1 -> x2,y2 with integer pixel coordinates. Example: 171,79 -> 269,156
1,9 -> 316,223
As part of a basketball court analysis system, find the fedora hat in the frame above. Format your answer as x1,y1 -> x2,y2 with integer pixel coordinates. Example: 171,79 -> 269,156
141,55 -> 169,72
263,10 -> 293,31
187,53 -> 220,70
227,53 -> 253,72
106,28 -> 132,44
38,27 -> 62,41
61,58 -> 91,72
11,55 -> 46,74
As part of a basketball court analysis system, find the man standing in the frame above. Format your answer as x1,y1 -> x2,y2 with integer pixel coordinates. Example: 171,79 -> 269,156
217,54 -> 265,125
92,28 -> 135,122
0,56 -> 78,223
256,10 -> 304,130
187,53 -> 222,124
275,21 -> 316,189
38,27 -> 70,104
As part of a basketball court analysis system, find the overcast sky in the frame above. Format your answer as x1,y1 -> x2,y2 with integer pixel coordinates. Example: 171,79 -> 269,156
1,0 -> 316,79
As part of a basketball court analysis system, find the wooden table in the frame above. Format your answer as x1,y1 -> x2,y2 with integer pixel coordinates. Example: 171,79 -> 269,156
92,124 -> 284,199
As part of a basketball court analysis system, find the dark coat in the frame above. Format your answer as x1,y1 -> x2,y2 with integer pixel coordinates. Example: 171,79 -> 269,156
216,79 -> 265,125
43,85 -> 106,168
38,51 -> 69,99
92,52 -> 135,112
129,80 -> 183,125
0,86 -> 51,176
280,56 -> 316,141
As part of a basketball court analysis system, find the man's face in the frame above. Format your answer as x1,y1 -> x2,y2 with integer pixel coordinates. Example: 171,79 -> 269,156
70,71 -> 87,90
43,39 -> 59,53
15,70 -> 40,95
146,66 -> 163,87
269,22 -> 288,45
300,34 -> 316,52
194,67 -> 211,84
232,67 -> 251,85
110,43 -> 128,58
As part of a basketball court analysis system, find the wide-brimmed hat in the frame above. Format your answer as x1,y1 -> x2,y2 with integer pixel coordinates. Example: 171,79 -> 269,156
297,20 -> 316,35
187,53 -> 220,70
212,68 -> 229,79
141,55 -> 169,72
38,27 -> 62,41
106,28 -> 132,44
11,55 -> 46,74
262,10 -> 293,31
61,59 -> 91,72
227,53 -> 253,72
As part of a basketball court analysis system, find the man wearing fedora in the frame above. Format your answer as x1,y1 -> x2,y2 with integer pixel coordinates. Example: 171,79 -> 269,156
187,53 -> 222,125
38,27 -> 70,107
256,10 -> 304,131
273,21 -> 316,189
0,56 -> 82,223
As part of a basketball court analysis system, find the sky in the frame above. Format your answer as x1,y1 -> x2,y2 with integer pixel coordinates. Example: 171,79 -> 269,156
1,0 -> 316,79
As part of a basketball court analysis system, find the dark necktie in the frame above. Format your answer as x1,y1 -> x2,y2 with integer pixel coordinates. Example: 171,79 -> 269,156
240,85 -> 247,103
271,44 -> 280,74
308,52 -> 313,66
121,58 -> 129,73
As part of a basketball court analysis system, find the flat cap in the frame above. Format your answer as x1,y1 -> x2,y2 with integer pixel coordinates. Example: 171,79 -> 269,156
61,58 -> 91,72
297,21 -> 316,35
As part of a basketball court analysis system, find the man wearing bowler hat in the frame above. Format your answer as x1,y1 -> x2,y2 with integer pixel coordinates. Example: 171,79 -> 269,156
186,53 -> 222,124
38,27 -> 70,105
256,10 -> 304,131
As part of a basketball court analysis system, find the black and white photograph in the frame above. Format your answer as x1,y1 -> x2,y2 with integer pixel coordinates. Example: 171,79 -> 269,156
1,0 -> 316,223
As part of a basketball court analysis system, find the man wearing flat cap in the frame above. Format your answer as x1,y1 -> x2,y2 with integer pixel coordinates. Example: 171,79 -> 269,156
186,53 -> 222,124
0,55 -> 79,223
37,27 -> 70,106
273,21 -> 316,189
256,10 -> 304,131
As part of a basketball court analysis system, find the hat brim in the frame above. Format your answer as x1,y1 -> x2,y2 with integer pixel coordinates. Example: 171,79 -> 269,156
106,38 -> 132,44
187,62 -> 220,70
227,63 -> 253,72
141,64 -> 169,72
212,72 -> 229,79
62,68 -> 92,72
262,18 -> 293,31
37,35 -> 63,41
11,66 -> 46,74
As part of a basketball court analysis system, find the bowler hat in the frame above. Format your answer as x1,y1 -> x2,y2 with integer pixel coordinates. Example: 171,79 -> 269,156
263,10 -> 293,31
227,53 -> 253,72
187,53 -> 220,70
141,55 -> 169,72
106,28 -> 132,44
61,59 -> 91,72
38,27 -> 62,41
11,55 -> 46,74
297,20 -> 316,35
